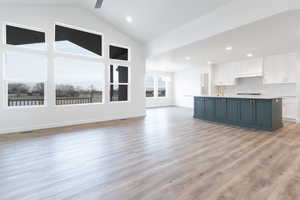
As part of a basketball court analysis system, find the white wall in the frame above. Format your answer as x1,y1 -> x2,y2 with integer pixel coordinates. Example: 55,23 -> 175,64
223,77 -> 296,97
174,66 -> 210,108
145,71 -> 174,108
0,5 -> 146,134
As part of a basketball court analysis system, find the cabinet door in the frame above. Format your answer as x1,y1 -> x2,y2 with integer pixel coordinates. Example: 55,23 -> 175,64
283,97 -> 297,120
240,99 -> 256,127
204,98 -> 216,121
256,100 -> 272,129
238,58 -> 263,77
216,98 -> 227,122
227,99 -> 240,124
264,53 -> 297,84
214,63 -> 237,86
194,97 -> 205,119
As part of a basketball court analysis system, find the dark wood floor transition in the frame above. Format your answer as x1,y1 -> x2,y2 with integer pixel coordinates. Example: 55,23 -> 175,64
0,107 -> 300,200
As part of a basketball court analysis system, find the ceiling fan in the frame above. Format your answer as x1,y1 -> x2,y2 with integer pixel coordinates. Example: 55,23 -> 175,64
95,0 -> 104,9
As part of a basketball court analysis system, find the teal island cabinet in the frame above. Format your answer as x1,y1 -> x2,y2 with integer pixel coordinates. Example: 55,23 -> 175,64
194,96 -> 283,131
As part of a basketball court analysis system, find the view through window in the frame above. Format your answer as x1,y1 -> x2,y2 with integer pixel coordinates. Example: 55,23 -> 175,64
158,77 -> 167,97
5,52 -> 47,107
55,24 -> 102,57
145,76 -> 167,98
145,76 -> 154,97
55,58 -> 105,105
110,65 -> 129,102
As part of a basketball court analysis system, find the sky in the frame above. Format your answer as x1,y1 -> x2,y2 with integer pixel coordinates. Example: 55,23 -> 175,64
5,41 -> 105,89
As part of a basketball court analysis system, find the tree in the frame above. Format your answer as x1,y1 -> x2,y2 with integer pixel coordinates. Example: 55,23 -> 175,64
32,83 -> 44,95
8,83 -> 30,96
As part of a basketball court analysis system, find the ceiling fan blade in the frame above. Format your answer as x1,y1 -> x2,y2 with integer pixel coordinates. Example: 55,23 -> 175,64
95,0 -> 104,9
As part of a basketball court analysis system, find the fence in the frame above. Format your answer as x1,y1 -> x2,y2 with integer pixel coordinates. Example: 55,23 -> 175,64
8,97 -> 93,107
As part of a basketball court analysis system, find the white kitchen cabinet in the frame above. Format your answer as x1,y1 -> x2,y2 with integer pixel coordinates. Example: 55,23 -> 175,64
214,62 -> 238,86
282,97 -> 297,121
263,53 -> 297,84
236,58 -> 263,78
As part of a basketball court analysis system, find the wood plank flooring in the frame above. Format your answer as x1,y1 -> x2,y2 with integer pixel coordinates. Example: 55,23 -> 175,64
0,107 -> 300,200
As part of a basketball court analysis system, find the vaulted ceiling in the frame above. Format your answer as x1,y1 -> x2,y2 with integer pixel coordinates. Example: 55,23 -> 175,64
0,0 -> 234,43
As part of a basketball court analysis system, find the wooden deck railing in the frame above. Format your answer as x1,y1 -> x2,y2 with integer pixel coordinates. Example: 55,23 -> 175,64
8,97 -> 93,107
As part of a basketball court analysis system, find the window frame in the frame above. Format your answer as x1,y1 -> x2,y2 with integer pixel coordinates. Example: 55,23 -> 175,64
108,62 -> 130,103
54,56 -> 106,107
157,76 -> 168,98
144,75 -> 168,99
3,51 -> 48,109
3,22 -> 48,52
108,43 -> 131,62
145,75 -> 155,99
54,22 -> 104,59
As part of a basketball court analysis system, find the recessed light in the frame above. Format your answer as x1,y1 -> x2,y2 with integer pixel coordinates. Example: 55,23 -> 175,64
126,16 -> 133,23
247,53 -> 253,57
226,46 -> 233,51
185,56 -> 191,61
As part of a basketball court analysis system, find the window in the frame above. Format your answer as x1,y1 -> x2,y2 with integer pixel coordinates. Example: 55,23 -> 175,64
145,76 -> 154,97
5,24 -> 46,50
55,24 -> 102,57
5,52 -> 47,107
158,77 -> 167,97
144,75 -> 168,98
55,58 -> 105,105
109,45 -> 129,61
110,65 -> 129,102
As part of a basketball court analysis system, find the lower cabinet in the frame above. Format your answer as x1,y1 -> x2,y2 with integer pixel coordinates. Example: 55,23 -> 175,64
227,99 -> 240,125
240,99 -> 256,127
204,98 -> 216,121
194,97 -> 283,131
215,98 -> 227,122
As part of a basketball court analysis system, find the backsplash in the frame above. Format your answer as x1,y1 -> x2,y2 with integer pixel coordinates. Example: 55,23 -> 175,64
223,77 -> 296,97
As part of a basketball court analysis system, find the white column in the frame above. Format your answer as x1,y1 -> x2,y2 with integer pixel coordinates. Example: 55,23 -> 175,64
296,52 -> 300,123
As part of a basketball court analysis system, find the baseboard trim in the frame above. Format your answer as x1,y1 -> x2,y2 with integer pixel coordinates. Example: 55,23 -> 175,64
0,113 -> 146,135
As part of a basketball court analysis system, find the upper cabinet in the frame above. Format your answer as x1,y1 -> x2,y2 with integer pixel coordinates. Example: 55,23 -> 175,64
214,62 -> 238,86
236,58 -> 263,78
263,53 -> 297,84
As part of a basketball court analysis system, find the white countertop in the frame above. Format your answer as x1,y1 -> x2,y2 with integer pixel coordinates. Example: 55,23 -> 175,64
195,95 -> 282,99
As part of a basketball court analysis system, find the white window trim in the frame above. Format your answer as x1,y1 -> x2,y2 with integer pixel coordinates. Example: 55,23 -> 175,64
109,63 -> 130,103
3,22 -> 48,52
53,57 -> 106,107
108,43 -> 131,62
145,75 -> 168,99
157,76 -> 168,98
145,75 -> 155,99
3,52 -> 48,109
53,22 -> 104,59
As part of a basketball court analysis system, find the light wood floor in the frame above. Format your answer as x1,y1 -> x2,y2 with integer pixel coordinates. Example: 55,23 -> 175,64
1,107 -> 300,200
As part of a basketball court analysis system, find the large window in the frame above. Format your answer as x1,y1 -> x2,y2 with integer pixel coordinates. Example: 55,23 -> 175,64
55,58 -> 105,105
145,75 -> 168,98
157,77 -> 167,97
110,65 -> 129,102
145,76 -> 155,97
5,52 -> 47,107
55,24 -> 102,57
5,24 -> 46,50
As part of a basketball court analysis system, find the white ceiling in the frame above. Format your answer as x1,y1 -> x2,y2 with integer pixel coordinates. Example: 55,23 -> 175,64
89,0 -> 234,43
147,10 -> 300,72
0,0 -> 234,43
0,0 -> 77,5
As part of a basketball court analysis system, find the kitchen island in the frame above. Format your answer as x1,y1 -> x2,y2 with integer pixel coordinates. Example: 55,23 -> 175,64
194,96 -> 283,131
